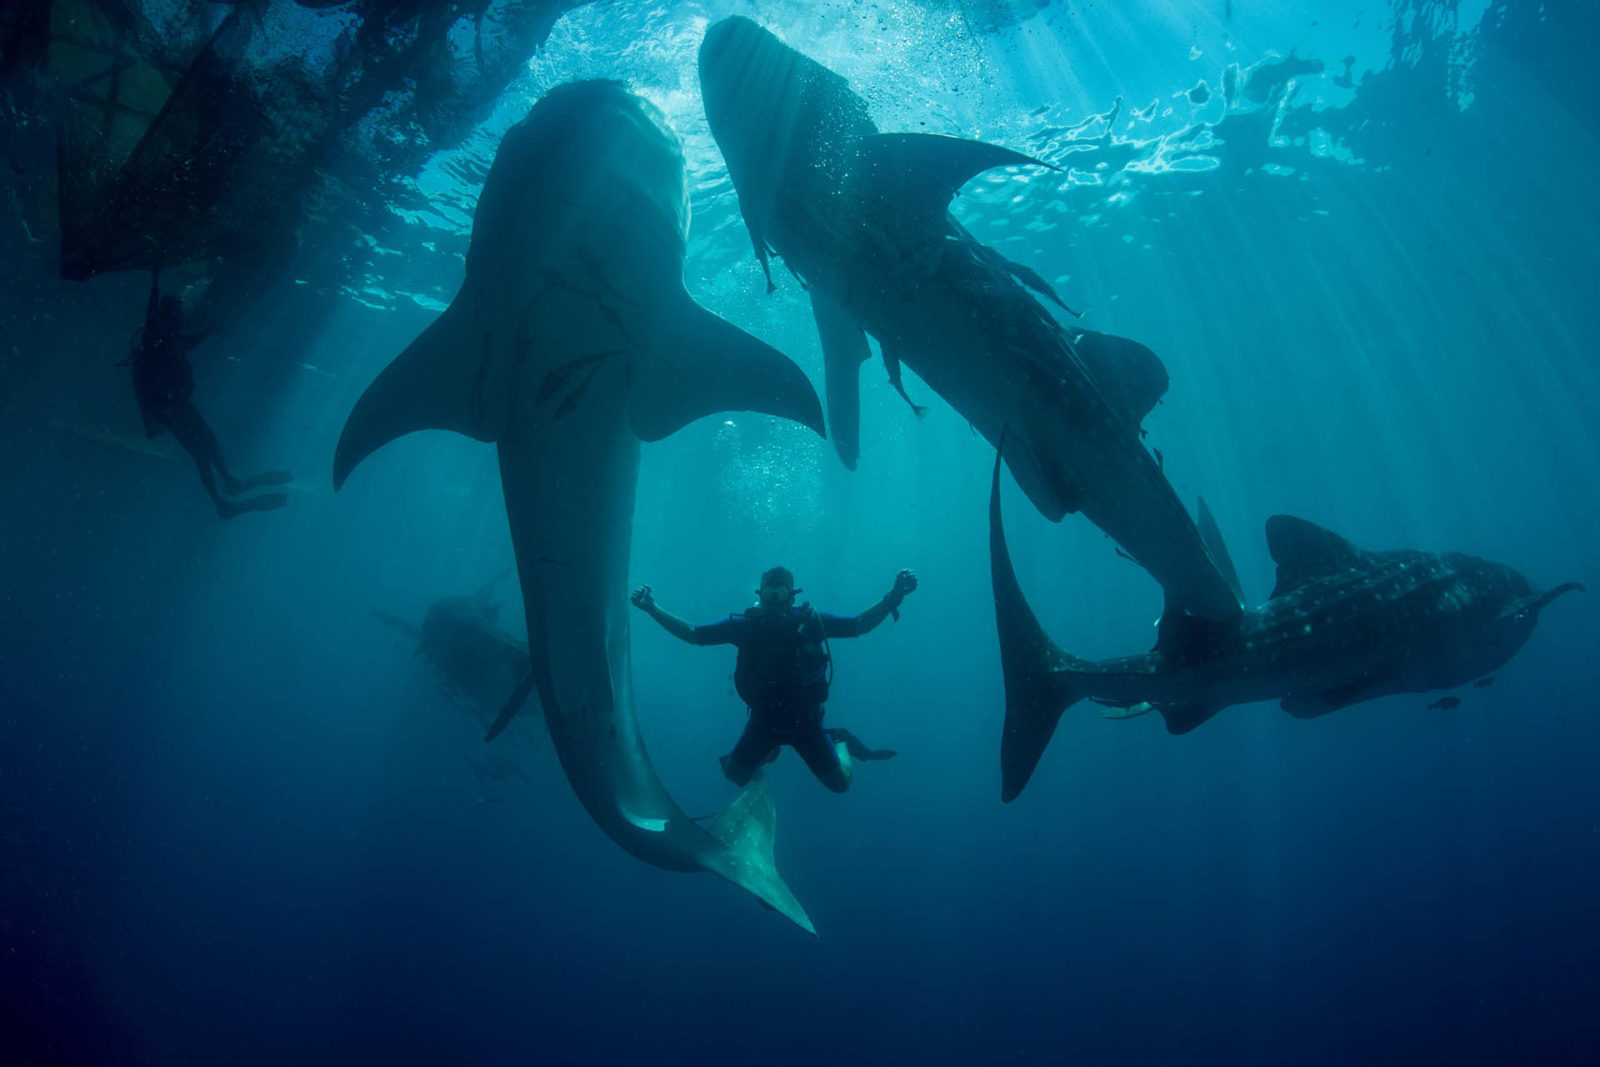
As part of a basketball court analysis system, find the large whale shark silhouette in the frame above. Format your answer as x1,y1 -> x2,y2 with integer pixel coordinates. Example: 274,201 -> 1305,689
698,16 -> 1240,622
990,450 -> 1584,801
373,584 -> 532,733
335,80 -> 826,932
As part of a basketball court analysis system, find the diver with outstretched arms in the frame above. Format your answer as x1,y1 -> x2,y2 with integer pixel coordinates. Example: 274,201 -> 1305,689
631,566 -> 917,792
123,267 -> 292,519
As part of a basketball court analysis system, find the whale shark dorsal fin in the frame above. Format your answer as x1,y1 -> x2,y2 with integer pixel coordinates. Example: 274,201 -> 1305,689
1265,515 -> 1366,599
334,300 -> 511,489
628,289 -> 825,442
810,290 -> 869,469
853,132 -> 1052,229
1196,497 -> 1245,607
707,780 -> 816,935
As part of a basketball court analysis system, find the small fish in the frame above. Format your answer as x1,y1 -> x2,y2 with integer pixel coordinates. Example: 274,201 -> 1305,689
1472,676 -> 1494,688
1427,696 -> 1461,710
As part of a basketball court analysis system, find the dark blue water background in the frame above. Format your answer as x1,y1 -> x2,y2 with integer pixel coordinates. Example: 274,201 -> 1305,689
4,1 -> 1598,1063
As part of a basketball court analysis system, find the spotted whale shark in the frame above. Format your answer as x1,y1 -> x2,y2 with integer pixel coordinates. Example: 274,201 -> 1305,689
990,450 -> 1584,801
335,80 -> 825,932
698,16 -> 1241,623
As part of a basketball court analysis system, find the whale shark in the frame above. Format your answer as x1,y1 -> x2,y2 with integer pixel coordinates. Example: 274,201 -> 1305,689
334,80 -> 826,932
373,583 -> 533,734
698,16 -> 1241,622
990,450 -> 1585,801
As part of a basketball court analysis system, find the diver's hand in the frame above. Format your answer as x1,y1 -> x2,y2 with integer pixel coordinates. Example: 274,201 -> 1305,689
630,585 -> 655,612
891,569 -> 918,599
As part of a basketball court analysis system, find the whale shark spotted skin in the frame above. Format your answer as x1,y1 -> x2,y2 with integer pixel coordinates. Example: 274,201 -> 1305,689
698,16 -> 1241,623
335,80 -> 825,932
990,450 -> 1585,802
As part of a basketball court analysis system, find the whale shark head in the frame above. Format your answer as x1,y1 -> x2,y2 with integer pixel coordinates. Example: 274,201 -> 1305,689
1412,553 -> 1583,679
1462,558 -> 1584,669
466,79 -> 691,302
699,18 -> 875,232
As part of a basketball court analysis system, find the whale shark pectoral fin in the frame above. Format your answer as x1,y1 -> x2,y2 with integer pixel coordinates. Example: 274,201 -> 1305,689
990,444 -> 1087,802
854,132 -> 1053,230
998,427 -> 1074,522
1280,684 -> 1368,719
333,300 -> 511,489
629,291 -> 825,442
810,290 -> 869,469
483,669 -> 538,742
1155,702 -> 1222,734
707,779 -> 816,935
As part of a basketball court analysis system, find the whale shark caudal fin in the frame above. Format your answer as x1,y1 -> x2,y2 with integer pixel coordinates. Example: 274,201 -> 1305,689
333,300 -> 512,489
989,444 -> 1089,803
810,289 -> 870,469
851,133 -> 1055,231
628,288 -> 826,442
707,779 -> 816,935
1196,497 -> 1245,607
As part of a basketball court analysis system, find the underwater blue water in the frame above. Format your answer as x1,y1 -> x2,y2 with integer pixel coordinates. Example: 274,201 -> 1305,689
3,1 -> 1599,1063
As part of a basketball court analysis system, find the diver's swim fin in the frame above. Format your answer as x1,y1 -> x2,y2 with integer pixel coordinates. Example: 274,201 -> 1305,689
828,727 -> 897,761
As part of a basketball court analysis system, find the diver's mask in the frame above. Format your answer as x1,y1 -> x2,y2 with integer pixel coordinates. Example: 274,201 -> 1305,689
757,582 -> 798,609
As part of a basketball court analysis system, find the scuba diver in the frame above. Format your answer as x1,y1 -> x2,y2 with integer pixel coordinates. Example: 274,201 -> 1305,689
123,268 -> 291,518
631,566 -> 917,792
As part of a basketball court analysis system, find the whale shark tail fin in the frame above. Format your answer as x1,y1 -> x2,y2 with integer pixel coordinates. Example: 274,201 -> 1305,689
707,779 -> 816,936
333,299 -> 512,489
990,443 -> 1091,803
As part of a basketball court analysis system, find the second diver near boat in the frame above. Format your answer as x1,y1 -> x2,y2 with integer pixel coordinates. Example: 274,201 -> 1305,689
123,268 -> 291,518
632,566 -> 917,792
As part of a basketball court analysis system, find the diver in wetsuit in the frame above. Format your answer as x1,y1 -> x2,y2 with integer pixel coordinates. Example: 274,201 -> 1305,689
631,566 -> 917,792
125,269 -> 291,518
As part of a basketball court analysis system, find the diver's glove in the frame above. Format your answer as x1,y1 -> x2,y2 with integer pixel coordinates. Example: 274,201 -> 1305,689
883,568 -> 918,620
630,585 -> 655,612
